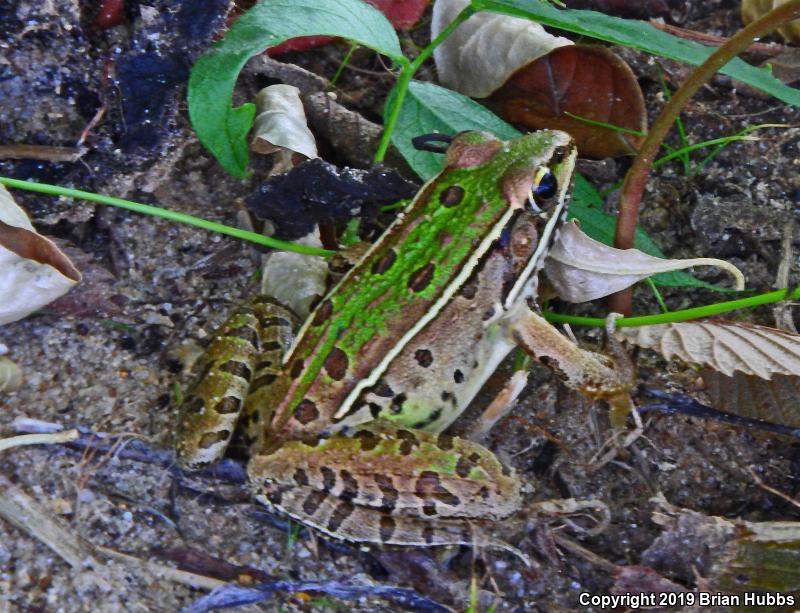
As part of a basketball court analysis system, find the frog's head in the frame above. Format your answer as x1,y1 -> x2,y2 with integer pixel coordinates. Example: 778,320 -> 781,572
426,130 -> 576,308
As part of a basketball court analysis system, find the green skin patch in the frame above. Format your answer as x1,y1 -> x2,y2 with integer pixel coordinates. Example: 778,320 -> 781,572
265,130 -> 573,446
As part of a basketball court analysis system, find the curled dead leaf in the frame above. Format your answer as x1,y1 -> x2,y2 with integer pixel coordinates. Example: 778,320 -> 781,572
250,85 -> 317,162
432,0 -> 572,98
618,320 -> 800,379
488,45 -> 647,158
544,221 -> 744,302
0,186 -> 81,325
0,357 -> 22,393
742,0 -> 800,43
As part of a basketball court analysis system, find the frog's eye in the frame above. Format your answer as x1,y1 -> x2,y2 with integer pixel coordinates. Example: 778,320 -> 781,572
527,167 -> 557,213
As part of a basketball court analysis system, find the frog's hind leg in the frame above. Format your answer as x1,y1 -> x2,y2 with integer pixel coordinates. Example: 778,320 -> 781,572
174,297 -> 296,469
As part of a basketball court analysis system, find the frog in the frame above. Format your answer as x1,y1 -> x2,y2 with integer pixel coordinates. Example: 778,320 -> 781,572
174,130 -> 630,549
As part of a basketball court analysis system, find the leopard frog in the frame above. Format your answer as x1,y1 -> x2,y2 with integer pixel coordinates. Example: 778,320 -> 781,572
175,130 -> 602,548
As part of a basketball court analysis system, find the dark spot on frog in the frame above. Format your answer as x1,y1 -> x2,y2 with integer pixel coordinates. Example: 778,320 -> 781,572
478,486 -> 490,500
379,516 -> 396,542
374,474 -> 398,513
294,399 -> 320,424
422,501 -> 437,516
265,486 -> 283,506
371,380 -> 395,398
396,430 -> 420,455
441,391 -> 456,405
417,470 -> 461,507
456,455 -> 475,478
422,525 -> 436,544
198,430 -> 229,449
355,429 -> 380,451
320,466 -> 336,492
219,360 -> 252,382
408,263 -> 436,292
414,348 -> 433,368
294,468 -> 309,486
260,340 -> 283,352
227,324 -> 258,346
290,358 -> 305,378
215,396 -> 241,415
260,315 -> 294,329
482,307 -> 496,321
367,403 -> 383,419
437,433 -> 454,450
252,373 -> 277,389
453,369 -> 464,384
440,185 -> 465,207
302,490 -> 328,515
324,347 -> 349,381
327,501 -> 355,532
459,282 -> 477,300
372,249 -> 397,275
312,300 -> 333,326
390,393 -> 408,414
339,469 -> 359,502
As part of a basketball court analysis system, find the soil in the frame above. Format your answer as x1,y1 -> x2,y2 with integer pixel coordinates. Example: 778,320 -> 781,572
1,1 -> 799,612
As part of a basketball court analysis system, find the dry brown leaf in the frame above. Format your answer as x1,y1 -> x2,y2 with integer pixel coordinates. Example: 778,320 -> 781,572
432,0 -> 572,98
0,185 -> 81,325
489,45 -> 647,158
742,0 -> 800,43
702,368 -> 800,428
250,84 -> 317,160
544,221 -> 744,302
618,320 -> 800,379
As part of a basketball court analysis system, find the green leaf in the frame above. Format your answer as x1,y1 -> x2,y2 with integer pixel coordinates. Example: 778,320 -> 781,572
474,0 -> 800,107
188,0 -> 404,177
387,80 -> 521,179
570,177 -> 724,290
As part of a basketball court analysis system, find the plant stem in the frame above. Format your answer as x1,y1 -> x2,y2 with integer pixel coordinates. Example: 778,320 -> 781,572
373,5 -> 476,163
609,0 -> 800,314
547,287 -> 800,328
0,177 -> 335,257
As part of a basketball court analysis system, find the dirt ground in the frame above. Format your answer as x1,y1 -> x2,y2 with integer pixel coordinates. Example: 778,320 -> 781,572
1,0 -> 799,611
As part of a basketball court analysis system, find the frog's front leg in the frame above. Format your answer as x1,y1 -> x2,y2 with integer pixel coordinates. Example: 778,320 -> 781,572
247,422 -> 521,548
174,296 -> 296,469
502,303 -> 635,426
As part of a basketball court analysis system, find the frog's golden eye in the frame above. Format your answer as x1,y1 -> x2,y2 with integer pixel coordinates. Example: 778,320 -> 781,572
527,166 -> 557,212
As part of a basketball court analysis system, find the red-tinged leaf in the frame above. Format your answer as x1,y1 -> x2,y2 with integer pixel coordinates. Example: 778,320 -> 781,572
268,0 -> 429,56
268,35 -> 337,56
564,0 -> 673,19
488,45 -> 647,158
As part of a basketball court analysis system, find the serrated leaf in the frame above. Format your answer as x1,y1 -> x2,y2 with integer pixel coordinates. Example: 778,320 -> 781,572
188,0 -> 403,177
618,320 -> 800,380
544,221 -> 744,302
474,0 -> 800,107
702,369 -> 800,429
386,80 -> 521,179
432,0 -> 572,98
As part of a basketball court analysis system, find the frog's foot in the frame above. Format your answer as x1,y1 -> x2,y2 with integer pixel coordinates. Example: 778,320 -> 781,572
531,498 -> 611,538
174,297 -> 296,469
247,423 -> 526,558
503,306 -> 635,420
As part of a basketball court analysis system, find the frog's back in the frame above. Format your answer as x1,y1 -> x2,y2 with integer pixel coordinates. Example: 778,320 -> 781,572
262,130 -> 573,446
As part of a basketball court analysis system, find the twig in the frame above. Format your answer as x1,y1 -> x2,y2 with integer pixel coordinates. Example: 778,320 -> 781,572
746,465 -> 800,510
609,0 -> 800,315
0,144 -> 86,162
650,21 -> 788,57
0,429 -> 79,453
